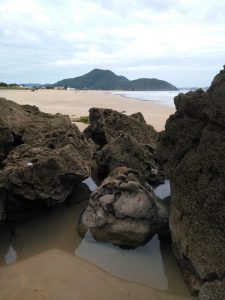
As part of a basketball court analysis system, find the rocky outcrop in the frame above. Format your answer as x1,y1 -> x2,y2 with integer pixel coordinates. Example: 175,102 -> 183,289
157,66 -> 225,296
0,98 -> 71,165
84,108 -> 163,184
0,98 -> 94,218
81,167 -> 169,248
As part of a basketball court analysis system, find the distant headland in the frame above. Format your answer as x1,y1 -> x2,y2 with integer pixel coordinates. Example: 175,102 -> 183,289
49,69 -> 178,91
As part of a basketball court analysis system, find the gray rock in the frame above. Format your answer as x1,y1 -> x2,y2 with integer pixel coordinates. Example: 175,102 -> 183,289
81,167 -> 169,248
0,127 -> 94,206
84,108 -> 164,184
157,66 -> 225,296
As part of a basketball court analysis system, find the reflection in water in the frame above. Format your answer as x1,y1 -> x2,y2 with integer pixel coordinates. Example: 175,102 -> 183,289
82,177 -> 97,192
75,232 -> 190,296
5,244 -> 17,264
154,180 -> 171,199
0,179 -> 190,296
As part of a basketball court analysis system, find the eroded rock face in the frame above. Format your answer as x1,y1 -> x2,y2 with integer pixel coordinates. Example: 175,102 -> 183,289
0,98 -> 72,164
81,167 -> 169,248
157,66 -> 225,295
84,108 -> 163,184
1,127 -> 93,205
0,98 -> 94,217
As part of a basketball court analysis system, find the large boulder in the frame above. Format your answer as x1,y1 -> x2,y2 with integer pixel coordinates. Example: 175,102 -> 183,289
81,167 -> 169,248
84,108 -> 163,184
0,98 -> 94,217
157,66 -> 225,296
0,127 -> 93,206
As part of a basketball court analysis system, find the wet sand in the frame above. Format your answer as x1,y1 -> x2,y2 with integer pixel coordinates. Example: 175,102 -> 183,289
0,89 -> 175,131
0,249 -> 194,300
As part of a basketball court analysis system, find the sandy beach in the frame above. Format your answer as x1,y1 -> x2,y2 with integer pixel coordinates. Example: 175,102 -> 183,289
0,249 -> 194,300
0,89 -> 175,131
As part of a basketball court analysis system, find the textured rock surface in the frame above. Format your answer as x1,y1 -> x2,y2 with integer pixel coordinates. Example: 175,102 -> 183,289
95,133 -> 161,184
84,108 -> 163,184
157,66 -> 225,295
198,280 -> 225,300
0,98 -> 94,216
1,127 -> 93,205
81,167 -> 169,247
0,98 -> 71,165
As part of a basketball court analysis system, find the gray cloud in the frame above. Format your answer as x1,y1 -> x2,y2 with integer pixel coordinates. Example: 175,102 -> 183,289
0,0 -> 224,86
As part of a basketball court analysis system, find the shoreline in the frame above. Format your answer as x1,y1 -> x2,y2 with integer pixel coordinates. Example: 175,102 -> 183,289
0,89 -> 175,131
108,91 -> 176,107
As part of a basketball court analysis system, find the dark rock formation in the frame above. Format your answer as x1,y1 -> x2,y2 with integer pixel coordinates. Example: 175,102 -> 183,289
0,98 -> 94,219
157,66 -> 225,296
84,108 -> 163,184
81,167 -> 169,248
0,98 -> 71,165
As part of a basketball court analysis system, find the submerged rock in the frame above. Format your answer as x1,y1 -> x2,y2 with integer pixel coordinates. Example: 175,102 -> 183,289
81,167 -> 169,248
84,108 -> 164,184
0,98 -> 94,217
157,66 -> 225,295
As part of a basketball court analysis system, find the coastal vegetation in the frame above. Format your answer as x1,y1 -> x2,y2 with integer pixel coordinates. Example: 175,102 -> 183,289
52,68 -> 178,91
0,82 -> 25,89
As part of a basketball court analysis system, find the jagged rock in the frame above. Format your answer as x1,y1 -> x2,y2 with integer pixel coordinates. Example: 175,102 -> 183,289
84,108 -> 157,147
0,97 -> 71,165
157,66 -> 225,296
0,98 -> 95,217
0,127 -> 94,206
84,108 -> 163,184
81,167 -> 169,248
95,133 -> 162,184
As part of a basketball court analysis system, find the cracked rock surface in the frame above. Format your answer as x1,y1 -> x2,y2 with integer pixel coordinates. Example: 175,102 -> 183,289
81,167 -> 169,248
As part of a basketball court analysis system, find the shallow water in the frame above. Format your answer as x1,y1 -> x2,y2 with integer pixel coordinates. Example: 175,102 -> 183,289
0,179 -> 190,297
112,90 -> 191,107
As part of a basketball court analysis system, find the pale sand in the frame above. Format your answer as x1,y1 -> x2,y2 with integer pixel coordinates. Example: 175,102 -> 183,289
0,249 -> 194,300
0,89 -> 175,131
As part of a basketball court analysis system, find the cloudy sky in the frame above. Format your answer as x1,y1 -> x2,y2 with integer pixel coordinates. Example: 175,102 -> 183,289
1,0 -> 225,87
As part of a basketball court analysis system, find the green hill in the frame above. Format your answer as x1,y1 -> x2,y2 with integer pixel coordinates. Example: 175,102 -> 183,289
52,69 -> 178,91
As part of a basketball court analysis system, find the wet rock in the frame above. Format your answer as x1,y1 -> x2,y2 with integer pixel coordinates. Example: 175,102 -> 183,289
84,108 -> 163,184
157,66 -> 225,296
81,167 -> 169,248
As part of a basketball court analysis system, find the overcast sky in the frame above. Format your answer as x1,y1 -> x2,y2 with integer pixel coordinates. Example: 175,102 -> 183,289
1,0 -> 225,87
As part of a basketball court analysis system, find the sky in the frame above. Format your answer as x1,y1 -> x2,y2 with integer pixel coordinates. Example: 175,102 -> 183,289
0,0 -> 225,87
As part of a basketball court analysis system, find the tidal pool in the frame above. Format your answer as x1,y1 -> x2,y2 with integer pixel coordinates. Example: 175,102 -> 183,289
0,179 -> 190,297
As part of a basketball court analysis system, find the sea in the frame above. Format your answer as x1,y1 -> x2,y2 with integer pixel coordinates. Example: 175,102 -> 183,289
112,89 -> 193,107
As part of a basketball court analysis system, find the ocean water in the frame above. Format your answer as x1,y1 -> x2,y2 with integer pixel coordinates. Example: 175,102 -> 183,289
112,90 -> 191,107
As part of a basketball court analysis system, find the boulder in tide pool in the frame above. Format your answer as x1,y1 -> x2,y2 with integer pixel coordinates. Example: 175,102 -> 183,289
81,167 -> 169,248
